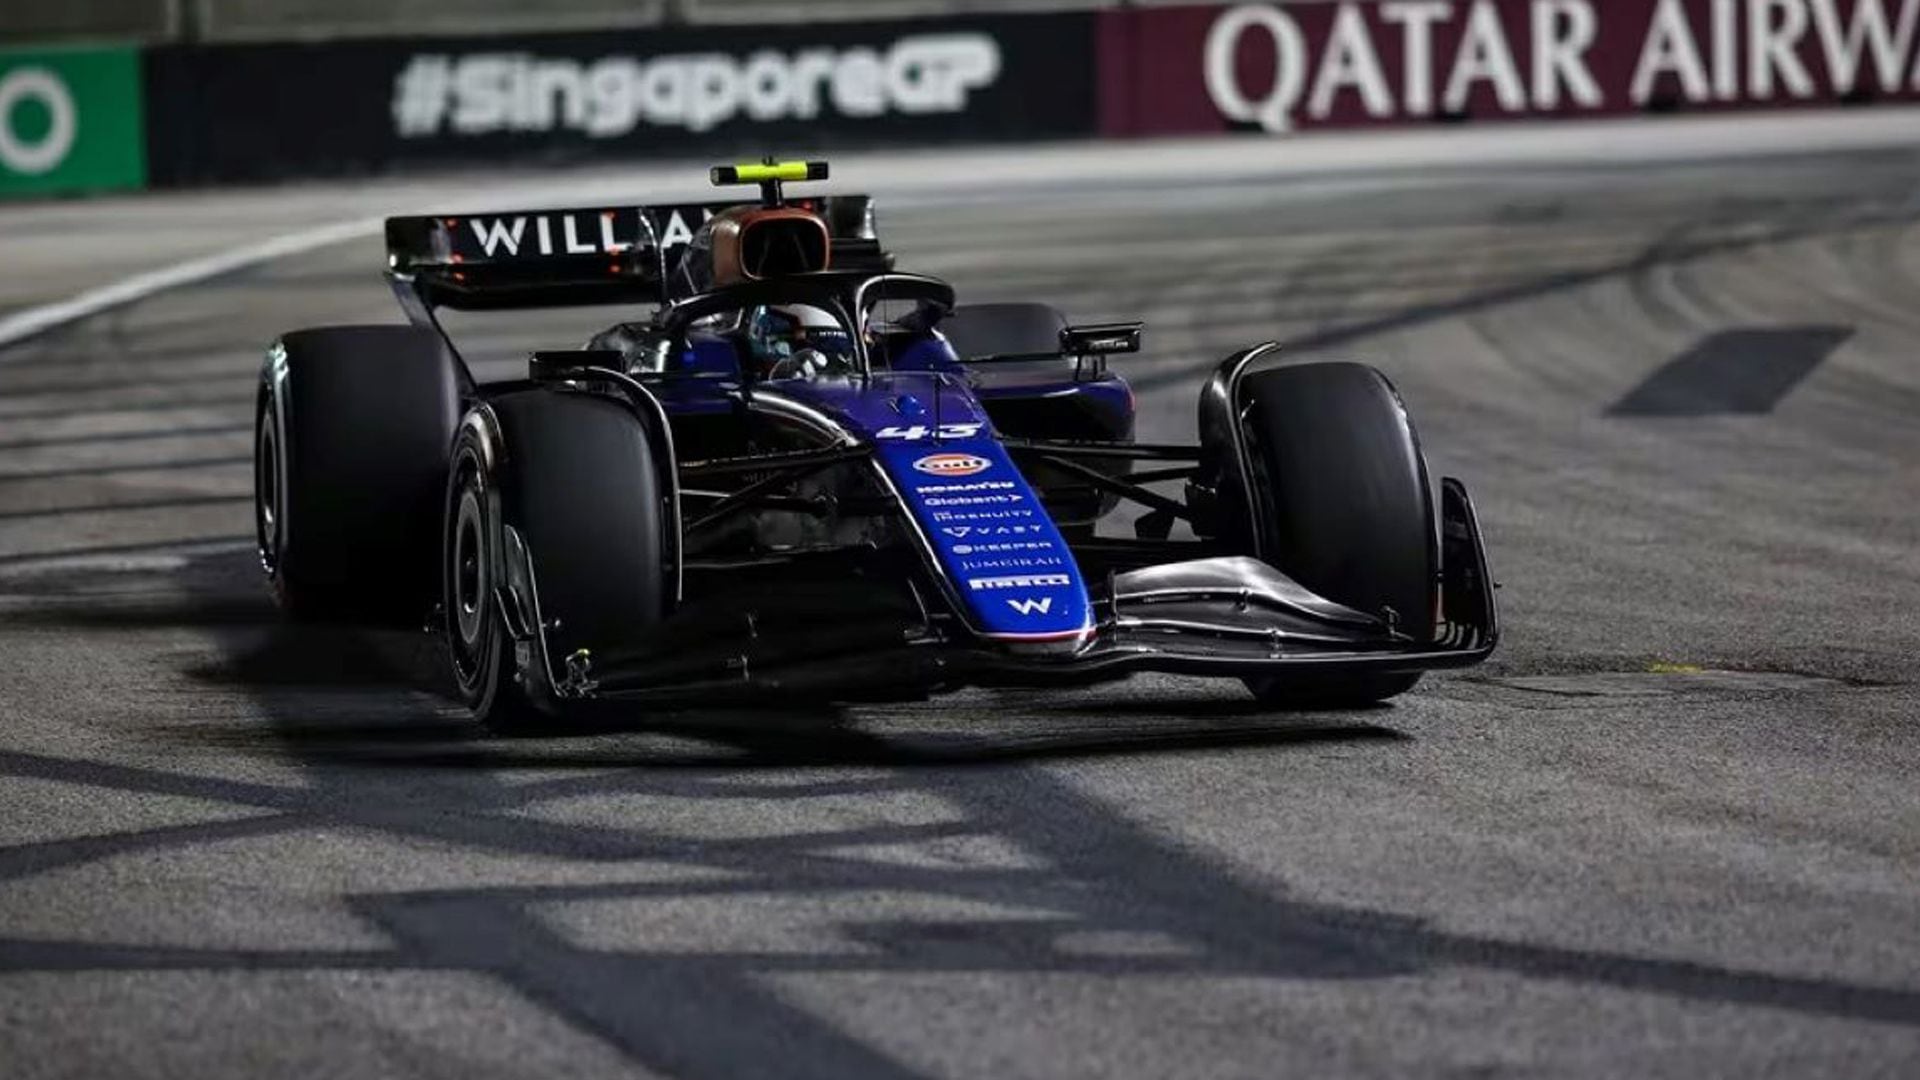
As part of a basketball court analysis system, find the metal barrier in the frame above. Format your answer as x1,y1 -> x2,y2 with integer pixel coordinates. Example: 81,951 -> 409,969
0,0 -> 177,43
190,0 -> 667,42
688,0 -> 1114,26
0,0 -> 1142,44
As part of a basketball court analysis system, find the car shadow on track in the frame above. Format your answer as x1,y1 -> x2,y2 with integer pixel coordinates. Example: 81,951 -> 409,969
176,625 -> 1409,771
60,548 -> 1406,771
13,547 -> 1412,770
7,524 -> 1920,1078
205,712 -> 1410,771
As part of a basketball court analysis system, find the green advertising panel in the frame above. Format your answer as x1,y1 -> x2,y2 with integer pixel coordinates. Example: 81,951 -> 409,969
0,45 -> 144,197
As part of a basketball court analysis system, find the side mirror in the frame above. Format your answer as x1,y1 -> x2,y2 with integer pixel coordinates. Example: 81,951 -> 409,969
1061,322 -> 1143,356
1061,322 -> 1143,380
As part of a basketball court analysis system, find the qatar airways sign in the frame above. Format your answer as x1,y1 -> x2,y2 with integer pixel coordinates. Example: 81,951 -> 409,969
1099,0 -> 1920,135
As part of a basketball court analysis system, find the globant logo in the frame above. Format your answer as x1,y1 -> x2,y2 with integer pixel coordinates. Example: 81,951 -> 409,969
393,34 -> 1002,137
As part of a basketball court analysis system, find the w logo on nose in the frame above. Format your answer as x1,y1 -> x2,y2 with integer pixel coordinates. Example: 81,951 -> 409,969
1006,597 -> 1053,616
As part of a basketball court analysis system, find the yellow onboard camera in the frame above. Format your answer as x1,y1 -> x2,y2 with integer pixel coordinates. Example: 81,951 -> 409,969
711,160 -> 830,207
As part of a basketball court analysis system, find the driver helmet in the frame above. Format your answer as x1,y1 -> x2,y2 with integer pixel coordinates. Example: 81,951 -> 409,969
746,304 -> 854,375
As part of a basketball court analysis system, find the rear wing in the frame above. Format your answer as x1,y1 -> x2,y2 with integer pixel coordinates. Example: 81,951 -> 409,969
385,195 -> 885,311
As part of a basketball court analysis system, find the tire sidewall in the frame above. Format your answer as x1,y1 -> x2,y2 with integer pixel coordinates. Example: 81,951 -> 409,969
1221,361 -> 1439,708
254,379 -> 298,612
444,437 -> 514,720
1235,362 -> 1437,642
252,326 -> 462,623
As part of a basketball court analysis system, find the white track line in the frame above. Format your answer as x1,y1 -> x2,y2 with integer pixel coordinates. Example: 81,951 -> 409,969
0,216 -> 381,351
4,108 -> 1918,355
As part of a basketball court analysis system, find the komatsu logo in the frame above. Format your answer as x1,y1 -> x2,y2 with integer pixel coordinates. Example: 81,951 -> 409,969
916,480 -> 1015,495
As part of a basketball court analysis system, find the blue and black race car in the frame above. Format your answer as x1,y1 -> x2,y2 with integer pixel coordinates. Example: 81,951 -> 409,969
253,161 -> 1496,729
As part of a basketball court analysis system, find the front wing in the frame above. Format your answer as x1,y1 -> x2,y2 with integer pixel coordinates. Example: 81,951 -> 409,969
559,476 -> 1497,706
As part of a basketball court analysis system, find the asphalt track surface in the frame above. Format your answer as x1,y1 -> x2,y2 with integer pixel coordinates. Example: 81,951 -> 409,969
2,135 -> 1919,1077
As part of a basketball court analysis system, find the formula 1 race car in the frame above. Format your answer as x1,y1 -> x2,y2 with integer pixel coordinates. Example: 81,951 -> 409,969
253,161 -> 1496,729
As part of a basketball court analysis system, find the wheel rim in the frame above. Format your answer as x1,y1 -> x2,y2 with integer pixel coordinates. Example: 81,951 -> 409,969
447,470 -> 493,694
254,403 -> 282,575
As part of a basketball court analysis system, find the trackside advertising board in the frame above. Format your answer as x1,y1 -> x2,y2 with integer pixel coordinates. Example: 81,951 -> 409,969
0,45 -> 145,197
144,14 -> 1094,185
42,3 -> 1920,193
1100,0 -> 1920,136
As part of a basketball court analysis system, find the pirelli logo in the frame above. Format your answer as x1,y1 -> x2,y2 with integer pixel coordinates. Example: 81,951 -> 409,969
967,574 -> 1071,591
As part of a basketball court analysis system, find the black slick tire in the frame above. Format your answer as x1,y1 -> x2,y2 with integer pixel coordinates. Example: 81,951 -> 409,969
444,390 -> 666,734
254,326 -> 462,623
1232,362 -> 1437,707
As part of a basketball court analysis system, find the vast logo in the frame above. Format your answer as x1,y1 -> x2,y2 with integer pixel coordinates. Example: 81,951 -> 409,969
948,524 -> 1041,537
1006,596 -> 1054,616
942,524 -> 1043,538
914,453 -> 991,478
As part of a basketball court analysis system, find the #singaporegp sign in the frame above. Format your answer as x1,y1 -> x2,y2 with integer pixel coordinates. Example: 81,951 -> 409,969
1202,0 -> 1920,132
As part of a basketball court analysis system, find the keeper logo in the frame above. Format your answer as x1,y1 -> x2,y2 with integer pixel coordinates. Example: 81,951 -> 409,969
393,34 -> 1002,138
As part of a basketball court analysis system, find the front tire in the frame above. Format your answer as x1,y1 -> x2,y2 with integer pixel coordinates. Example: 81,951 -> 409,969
446,391 -> 668,733
1226,361 -> 1438,707
444,438 -> 535,729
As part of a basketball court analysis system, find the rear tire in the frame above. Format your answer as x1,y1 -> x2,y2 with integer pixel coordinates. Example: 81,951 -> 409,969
1228,362 -> 1437,707
254,326 -> 462,622
445,391 -> 667,734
